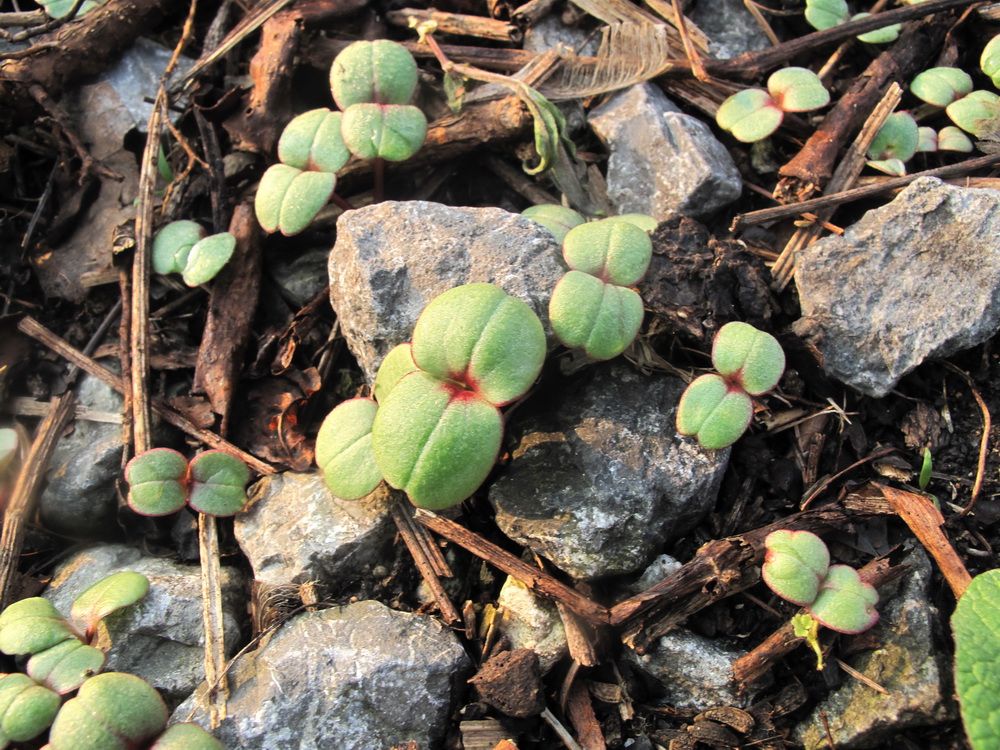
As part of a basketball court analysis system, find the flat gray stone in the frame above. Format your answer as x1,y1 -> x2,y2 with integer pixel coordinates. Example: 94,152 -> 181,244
235,471 -> 395,587
490,362 -> 727,579
588,84 -> 742,220
329,201 -> 563,382
794,178 -> 1000,397
175,601 -> 471,749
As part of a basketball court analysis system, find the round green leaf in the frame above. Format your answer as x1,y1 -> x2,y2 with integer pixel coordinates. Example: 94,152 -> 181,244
340,103 -> 427,162
0,598 -> 78,655
866,112 -> 918,163
330,39 -> 419,108
255,164 -> 336,236
711,321 -> 785,395
27,638 -> 105,694
938,125 -> 974,152
761,529 -> 831,606
0,675 -> 60,742
149,722 -> 224,749
315,398 -> 383,500
278,109 -> 351,173
716,89 -> 783,143
70,571 -> 149,635
953,569 -> 1000,749
562,218 -> 652,287
187,450 -> 250,516
124,448 -> 188,517
411,283 -> 546,406
981,35 -> 1000,89
49,672 -> 168,750
182,232 -> 236,287
675,373 -> 753,450
947,90 -> 1000,136
549,271 -> 644,361
851,13 -> 900,44
804,0 -> 848,30
372,371 -> 503,510
807,564 -> 879,633
521,204 -> 585,244
152,220 -> 205,276
767,67 -> 830,113
373,343 -> 419,404
910,67 -> 973,107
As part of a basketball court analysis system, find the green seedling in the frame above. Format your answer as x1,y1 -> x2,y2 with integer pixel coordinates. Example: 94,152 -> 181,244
561,219 -> 652,287
917,126 -> 938,152
910,67 -> 974,108
254,164 -> 337,236
339,103 -> 428,162
938,126 -> 974,152
124,448 -> 250,517
792,613 -> 826,670
919,447 -> 933,491
947,90 -> 1000,137
26,639 -> 106,695
549,272 -> 645,361
762,529 -> 830,606
676,321 -> 785,450
851,13 -> 900,43
0,673 -> 61,746
716,68 -> 829,143
0,598 -> 78,656
809,564 -> 880,633
522,204 -> 585,243
330,40 -> 420,109
277,109 -> 351,173
315,398 -> 382,501
38,0 -> 104,18
866,111 -> 918,176
804,0 -> 848,30
981,35 -> 1000,89
373,343 -> 419,404
953,568 -> 1000,750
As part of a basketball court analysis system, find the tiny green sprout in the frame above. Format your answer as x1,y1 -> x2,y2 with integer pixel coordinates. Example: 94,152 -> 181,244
521,204 -> 585,243
711,321 -> 785,395
981,35 -> 1000,89
152,222 -> 236,287
561,218 -> 653,287
866,111 -> 918,176
181,233 -> 236,287
716,89 -> 784,143
48,672 -> 169,750
254,164 -> 337,236
675,373 -> 753,451
808,564 -> 879,634
851,13 -> 900,44
910,67 -> 974,108
330,40 -> 419,110
315,398 -> 383,501
762,529 -> 831,606
804,0 -> 848,30
339,103 -> 428,162
947,90 -> 1000,136
549,271 -> 645,361
277,109 -> 351,173
792,613 -> 825,670
149,722 -> 223,749
938,125 -> 974,152
186,450 -> 252,516
37,0 -> 104,19
125,448 -> 249,517
0,673 -> 61,745
919,447 -> 933,492
767,67 -> 830,113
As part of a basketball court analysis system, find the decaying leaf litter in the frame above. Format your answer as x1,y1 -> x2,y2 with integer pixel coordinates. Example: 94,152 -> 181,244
2,0 -> 1000,747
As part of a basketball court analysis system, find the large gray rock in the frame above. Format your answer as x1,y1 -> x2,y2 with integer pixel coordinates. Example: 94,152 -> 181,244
588,84 -> 742,220
329,201 -> 564,382
44,544 -> 245,705
175,601 -> 471,749
490,362 -> 727,579
795,548 -> 954,748
235,472 -> 395,587
794,178 -> 1000,397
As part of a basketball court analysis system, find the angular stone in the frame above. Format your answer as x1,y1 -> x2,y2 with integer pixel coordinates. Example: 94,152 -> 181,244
794,178 -> 1000,397
490,362 -> 727,579
588,84 -> 742,220
329,201 -> 564,382
795,548 -> 955,749
495,576 -> 568,673
175,601 -> 471,749
235,472 -> 395,587
44,544 -> 245,705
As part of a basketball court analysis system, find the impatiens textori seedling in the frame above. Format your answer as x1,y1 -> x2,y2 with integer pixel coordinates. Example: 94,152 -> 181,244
340,103 -> 428,162
981,35 -> 1000,89
910,67 -> 974,108
851,13 -> 900,44
676,321 -> 785,450
716,68 -> 829,143
277,109 -> 351,173
152,222 -> 237,287
330,39 -> 419,109
938,126 -> 974,152
315,397 -> 382,501
254,164 -> 337,236
866,111 -> 918,176
124,448 -> 250,517
947,91 -> 1000,137
804,0 -> 848,30
522,204 -> 585,243
372,342 -> 419,403
0,673 -> 61,746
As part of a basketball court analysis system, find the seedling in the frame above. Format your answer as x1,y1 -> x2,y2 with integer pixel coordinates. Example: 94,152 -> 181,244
340,103 -> 428,162
124,448 -> 250,517
254,164 -> 337,236
277,109 -> 351,173
947,91 -> 1000,136
917,126 -> 938,153
918,447 -> 933,492
0,673 -> 61,745
938,126 -> 974,152
330,39 -> 420,109
981,35 -> 1000,89
953,568 -> 1000,750
910,67 -> 974,108
804,0 -> 848,30
851,13 -> 900,44
866,111 -> 918,175
676,322 -> 785,450
152,221 -> 236,287
716,68 -> 829,143
522,204 -> 585,243
315,397 -> 382,501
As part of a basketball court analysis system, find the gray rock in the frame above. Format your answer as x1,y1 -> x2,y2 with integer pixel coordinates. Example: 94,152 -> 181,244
175,601 -> 471,749
329,201 -> 564,381
235,472 -> 395,587
495,576 -> 568,672
794,178 -> 1000,397
795,548 -> 955,749
626,629 -> 752,709
490,362 -> 727,579
523,15 -> 600,57
44,544 -> 246,706
691,0 -> 772,59
588,84 -> 742,220
269,247 -> 331,308
39,374 -> 122,540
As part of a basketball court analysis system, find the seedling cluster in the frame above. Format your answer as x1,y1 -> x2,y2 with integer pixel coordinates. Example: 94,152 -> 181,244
152,221 -> 236,287
124,448 -> 250,517
804,0 -> 900,43
255,40 -> 427,235
675,322 -> 785,450
716,68 -> 829,143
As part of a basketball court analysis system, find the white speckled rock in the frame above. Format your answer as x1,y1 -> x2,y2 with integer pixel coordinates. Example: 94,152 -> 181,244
495,576 -> 568,672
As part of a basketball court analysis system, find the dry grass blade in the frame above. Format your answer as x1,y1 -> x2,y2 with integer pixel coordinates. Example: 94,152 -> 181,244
199,514 -> 229,728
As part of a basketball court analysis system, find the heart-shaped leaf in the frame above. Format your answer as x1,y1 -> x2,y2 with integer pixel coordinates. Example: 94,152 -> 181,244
716,89 -> 784,143
767,67 -> 830,113
70,571 -> 149,636
562,218 -> 652,286
182,232 -> 236,287
804,0 -> 848,30
124,448 -> 188,517
372,371 -> 503,509
0,598 -> 78,656
866,111 -> 918,163
411,283 -> 546,406
27,638 -> 105,694
981,35 -> 1000,89
149,722 -> 223,749
761,530 -> 831,606
48,672 -> 168,750
548,271 -> 645,361
340,103 -> 427,162
254,164 -> 337,236
0,673 -> 61,743
711,321 -> 785,395
152,220 -> 205,276
521,204 -> 585,243
187,450 -> 250,516
315,397 -> 383,500
953,568 -> 1000,750
373,343 -> 419,404
910,67 -> 973,108
947,91 -> 1000,136
808,564 -> 879,634
675,373 -> 753,450
278,109 -> 351,173
330,39 -> 419,109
